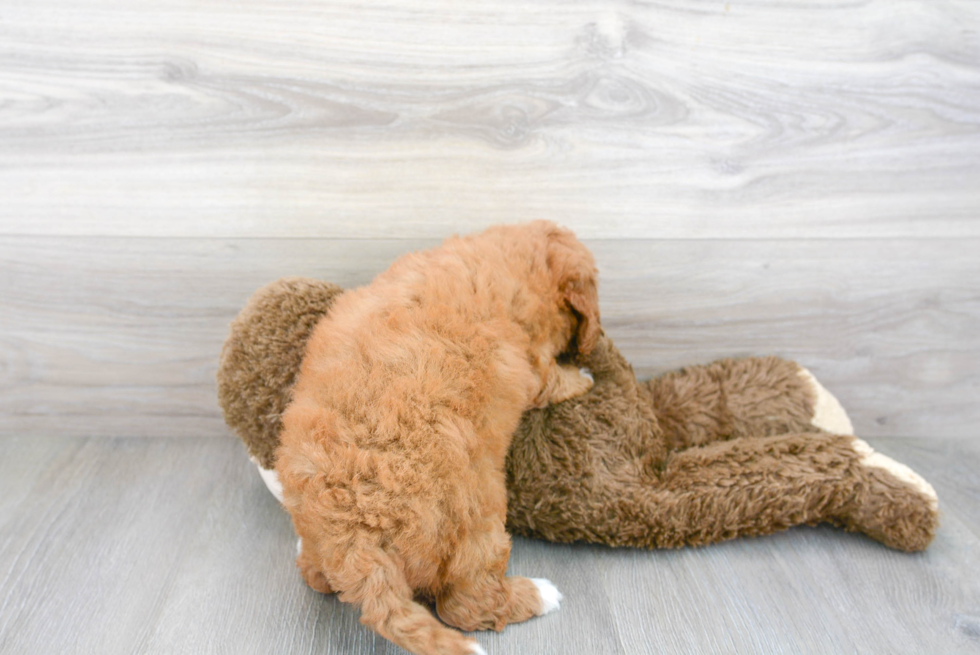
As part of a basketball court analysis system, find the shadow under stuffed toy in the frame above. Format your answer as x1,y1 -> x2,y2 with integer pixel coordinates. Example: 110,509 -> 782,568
218,277 -> 939,554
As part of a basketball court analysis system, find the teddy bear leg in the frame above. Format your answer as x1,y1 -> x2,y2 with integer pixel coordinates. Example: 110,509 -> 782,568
648,433 -> 939,550
641,433 -> 862,547
535,432 -> 938,551
645,357 -> 853,451
836,438 -> 939,552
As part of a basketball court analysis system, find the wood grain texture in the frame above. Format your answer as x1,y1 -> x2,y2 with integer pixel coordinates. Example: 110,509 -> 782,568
1,0 -> 979,238
595,516 -> 980,654
596,439 -> 980,653
1,436 -> 978,654
2,236 -> 976,439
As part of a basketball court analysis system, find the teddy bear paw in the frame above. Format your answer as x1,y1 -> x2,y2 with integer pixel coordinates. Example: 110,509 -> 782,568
249,455 -> 284,502
798,368 -> 854,436
850,438 -> 938,510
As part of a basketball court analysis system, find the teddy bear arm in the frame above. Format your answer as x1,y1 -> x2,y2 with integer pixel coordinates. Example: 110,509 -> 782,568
645,356 -> 852,452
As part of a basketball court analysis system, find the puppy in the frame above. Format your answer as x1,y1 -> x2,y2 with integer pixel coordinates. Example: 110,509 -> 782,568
276,221 -> 600,655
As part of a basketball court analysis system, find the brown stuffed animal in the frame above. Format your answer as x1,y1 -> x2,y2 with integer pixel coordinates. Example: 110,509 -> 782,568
218,278 -> 939,554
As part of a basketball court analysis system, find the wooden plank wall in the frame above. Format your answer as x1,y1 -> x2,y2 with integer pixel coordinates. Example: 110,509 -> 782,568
1,0 -> 978,439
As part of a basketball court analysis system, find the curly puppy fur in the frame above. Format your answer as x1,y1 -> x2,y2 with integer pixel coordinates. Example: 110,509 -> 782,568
274,222 -> 599,655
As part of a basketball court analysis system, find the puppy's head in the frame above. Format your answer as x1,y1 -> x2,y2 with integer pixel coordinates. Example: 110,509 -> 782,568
540,222 -> 601,357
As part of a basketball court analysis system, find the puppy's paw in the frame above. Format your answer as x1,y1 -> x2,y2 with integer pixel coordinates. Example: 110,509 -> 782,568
530,578 -> 563,616
537,363 -> 595,406
564,364 -> 594,397
798,368 -> 854,436
851,438 -> 938,510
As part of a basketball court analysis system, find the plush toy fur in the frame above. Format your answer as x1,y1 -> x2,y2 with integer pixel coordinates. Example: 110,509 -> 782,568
218,278 -> 939,554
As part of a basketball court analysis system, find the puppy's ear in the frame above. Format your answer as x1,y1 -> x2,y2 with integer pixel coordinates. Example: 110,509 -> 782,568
541,222 -> 601,357
565,278 -> 600,357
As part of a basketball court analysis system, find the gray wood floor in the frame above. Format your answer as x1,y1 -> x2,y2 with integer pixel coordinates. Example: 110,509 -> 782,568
1,436 -> 978,655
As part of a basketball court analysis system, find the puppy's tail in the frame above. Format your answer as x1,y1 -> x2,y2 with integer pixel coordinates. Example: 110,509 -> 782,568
339,547 -> 483,655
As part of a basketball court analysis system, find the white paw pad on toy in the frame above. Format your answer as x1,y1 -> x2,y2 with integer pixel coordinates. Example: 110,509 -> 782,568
798,368 -> 854,436
530,578 -> 563,616
250,456 -> 284,502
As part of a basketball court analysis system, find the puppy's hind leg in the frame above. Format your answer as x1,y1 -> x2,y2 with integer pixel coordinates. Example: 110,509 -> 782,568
295,536 -> 333,594
436,519 -> 561,633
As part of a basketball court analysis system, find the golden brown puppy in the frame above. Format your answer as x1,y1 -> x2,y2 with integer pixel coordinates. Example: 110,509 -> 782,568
276,222 -> 600,655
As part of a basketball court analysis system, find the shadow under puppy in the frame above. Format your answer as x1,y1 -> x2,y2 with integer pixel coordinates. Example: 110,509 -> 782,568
275,222 -> 599,655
